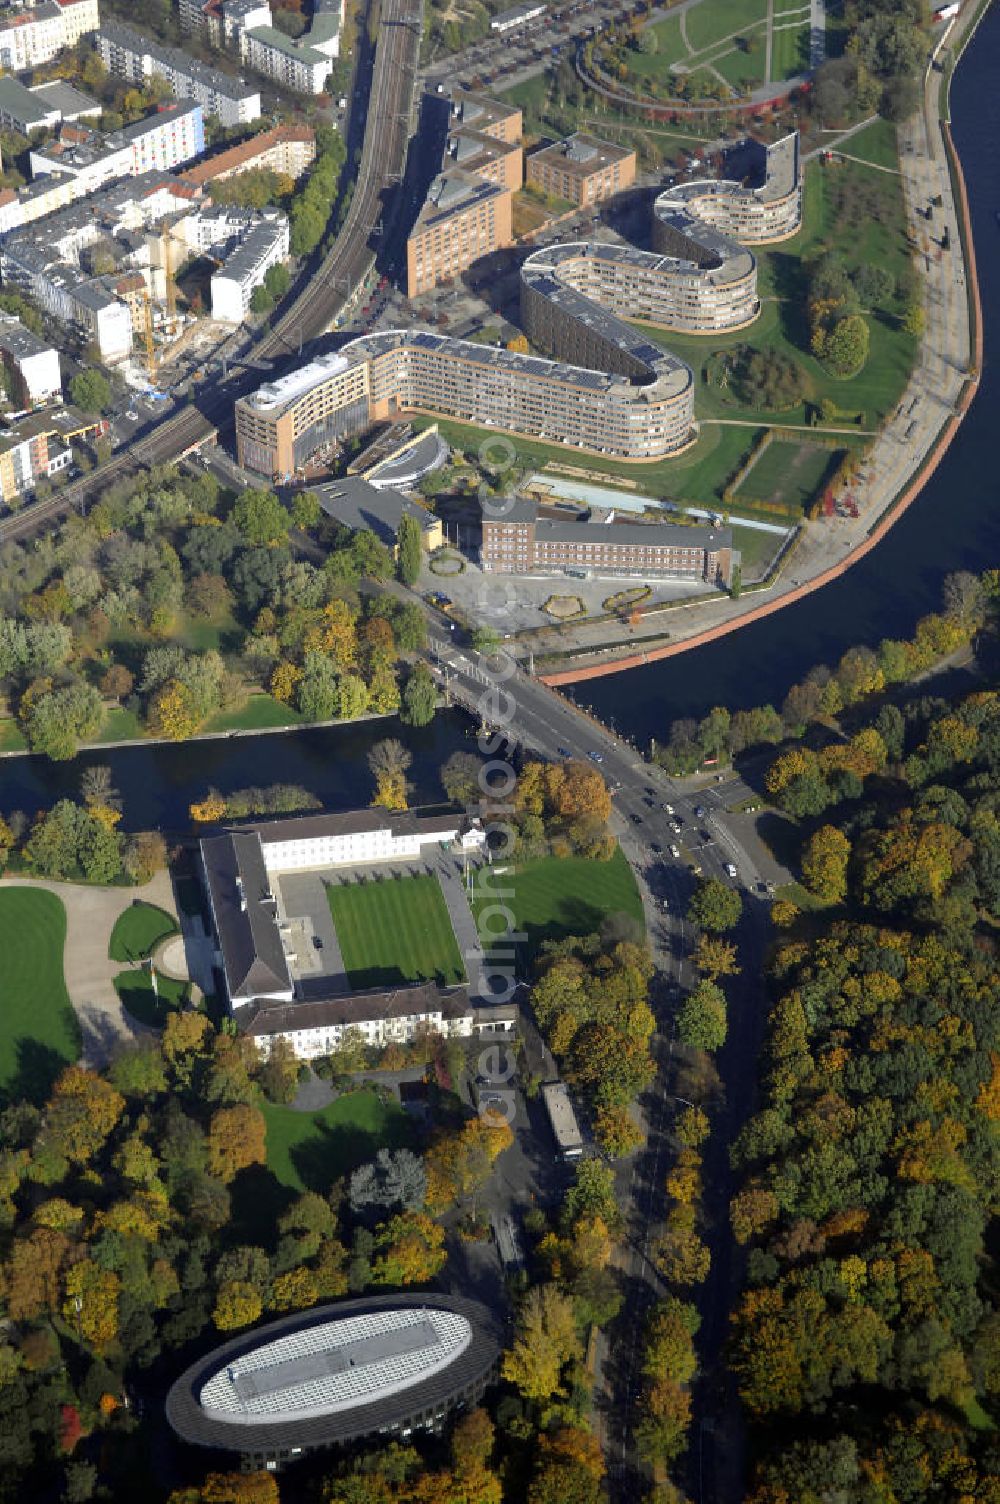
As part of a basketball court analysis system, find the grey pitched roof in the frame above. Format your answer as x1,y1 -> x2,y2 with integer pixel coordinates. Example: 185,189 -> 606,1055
241,981 -> 471,1038
314,475 -> 438,547
201,831 -> 292,1001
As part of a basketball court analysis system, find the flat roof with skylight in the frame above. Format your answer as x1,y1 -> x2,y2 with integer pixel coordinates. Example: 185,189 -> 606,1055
166,1294 -> 502,1461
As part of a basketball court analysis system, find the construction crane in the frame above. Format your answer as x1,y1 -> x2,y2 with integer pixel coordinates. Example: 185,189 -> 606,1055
163,225 -> 177,338
141,288 -> 156,381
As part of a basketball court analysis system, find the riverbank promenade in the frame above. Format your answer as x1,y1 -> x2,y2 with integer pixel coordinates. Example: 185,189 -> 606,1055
538,10 -> 981,685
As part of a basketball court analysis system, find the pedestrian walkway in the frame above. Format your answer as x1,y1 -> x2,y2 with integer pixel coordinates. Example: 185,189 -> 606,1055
1,870 -> 178,1068
428,851 -> 485,988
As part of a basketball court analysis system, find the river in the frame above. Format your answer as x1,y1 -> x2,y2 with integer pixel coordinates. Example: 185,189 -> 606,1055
0,712 -> 477,832
578,7 -> 999,743
0,24 -> 994,817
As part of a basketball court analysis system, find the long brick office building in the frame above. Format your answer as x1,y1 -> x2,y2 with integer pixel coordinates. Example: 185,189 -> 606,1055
480,499 -> 733,586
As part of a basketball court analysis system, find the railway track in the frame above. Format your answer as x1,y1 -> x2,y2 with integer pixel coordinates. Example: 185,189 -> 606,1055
0,0 -> 423,545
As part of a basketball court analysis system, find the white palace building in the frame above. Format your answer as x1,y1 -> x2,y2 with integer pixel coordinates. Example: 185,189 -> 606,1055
198,809 -> 504,1061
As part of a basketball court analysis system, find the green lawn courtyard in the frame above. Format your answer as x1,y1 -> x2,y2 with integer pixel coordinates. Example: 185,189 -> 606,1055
0,888 -> 80,1101
472,847 -> 643,963
263,1090 -> 414,1193
327,873 -> 465,990
108,900 -> 178,963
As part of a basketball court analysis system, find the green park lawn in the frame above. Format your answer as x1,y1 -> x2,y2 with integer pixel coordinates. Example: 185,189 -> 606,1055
327,873 -> 465,990
840,117 -> 900,170
734,440 -> 845,512
624,16 -> 689,84
708,48 -> 767,94
263,1090 -> 414,1193
113,970 -> 190,1029
96,707 -> 143,744
0,719 -> 26,752
472,847 -> 643,963
770,13 -> 810,79
0,888 -> 80,1101
108,900 -> 178,962
203,693 -> 304,734
684,0 -> 767,53
421,414 -> 760,512
728,521 -> 790,571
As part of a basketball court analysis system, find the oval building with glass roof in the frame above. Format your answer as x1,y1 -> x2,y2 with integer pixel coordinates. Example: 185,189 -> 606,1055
166,1295 -> 503,1468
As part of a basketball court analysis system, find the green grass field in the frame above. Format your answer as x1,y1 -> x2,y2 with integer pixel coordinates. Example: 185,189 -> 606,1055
770,15 -> 810,79
728,521 -> 790,570
263,1090 -> 414,1193
96,707 -> 142,744
0,720 -> 26,752
420,414 -> 761,512
840,118 -> 900,171
113,970 -> 190,1028
108,901 -> 178,962
472,847 -> 643,963
0,888 -> 80,1101
625,16 -> 688,83
203,694 -> 304,734
734,440 -> 845,512
327,873 -> 465,990
684,0 -> 767,52
707,47 -> 767,93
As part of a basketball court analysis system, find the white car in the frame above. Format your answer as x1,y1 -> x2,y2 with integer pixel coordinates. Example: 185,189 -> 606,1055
725,862 -> 738,879
669,844 -> 680,859
662,803 -> 674,814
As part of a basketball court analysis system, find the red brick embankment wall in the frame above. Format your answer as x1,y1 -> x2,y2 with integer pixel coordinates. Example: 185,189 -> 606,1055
540,122 -> 983,689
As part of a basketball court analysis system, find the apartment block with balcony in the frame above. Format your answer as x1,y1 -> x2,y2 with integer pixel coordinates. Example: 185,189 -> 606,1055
0,0 -> 98,73
178,121 -> 315,189
97,22 -> 261,127
526,132 -> 635,208
405,171 -> 513,298
0,314 -> 61,405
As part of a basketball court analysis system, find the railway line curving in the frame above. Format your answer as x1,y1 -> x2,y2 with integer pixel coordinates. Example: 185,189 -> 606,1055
0,0 -> 424,544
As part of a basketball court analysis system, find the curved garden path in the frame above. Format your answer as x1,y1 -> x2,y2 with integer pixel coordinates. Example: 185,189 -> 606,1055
0,870 -> 179,1068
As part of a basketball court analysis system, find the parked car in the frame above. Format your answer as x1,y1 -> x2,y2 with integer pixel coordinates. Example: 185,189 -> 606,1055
725,863 -> 738,879
669,844 -> 680,859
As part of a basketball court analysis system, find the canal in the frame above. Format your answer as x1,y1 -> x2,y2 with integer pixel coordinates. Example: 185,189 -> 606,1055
579,7 -> 1000,743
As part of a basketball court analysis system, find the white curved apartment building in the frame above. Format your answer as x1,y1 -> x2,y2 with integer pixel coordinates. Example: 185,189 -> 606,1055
654,131 -> 802,250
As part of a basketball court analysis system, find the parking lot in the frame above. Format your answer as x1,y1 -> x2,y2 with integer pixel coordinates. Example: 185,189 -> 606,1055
422,0 -> 646,92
